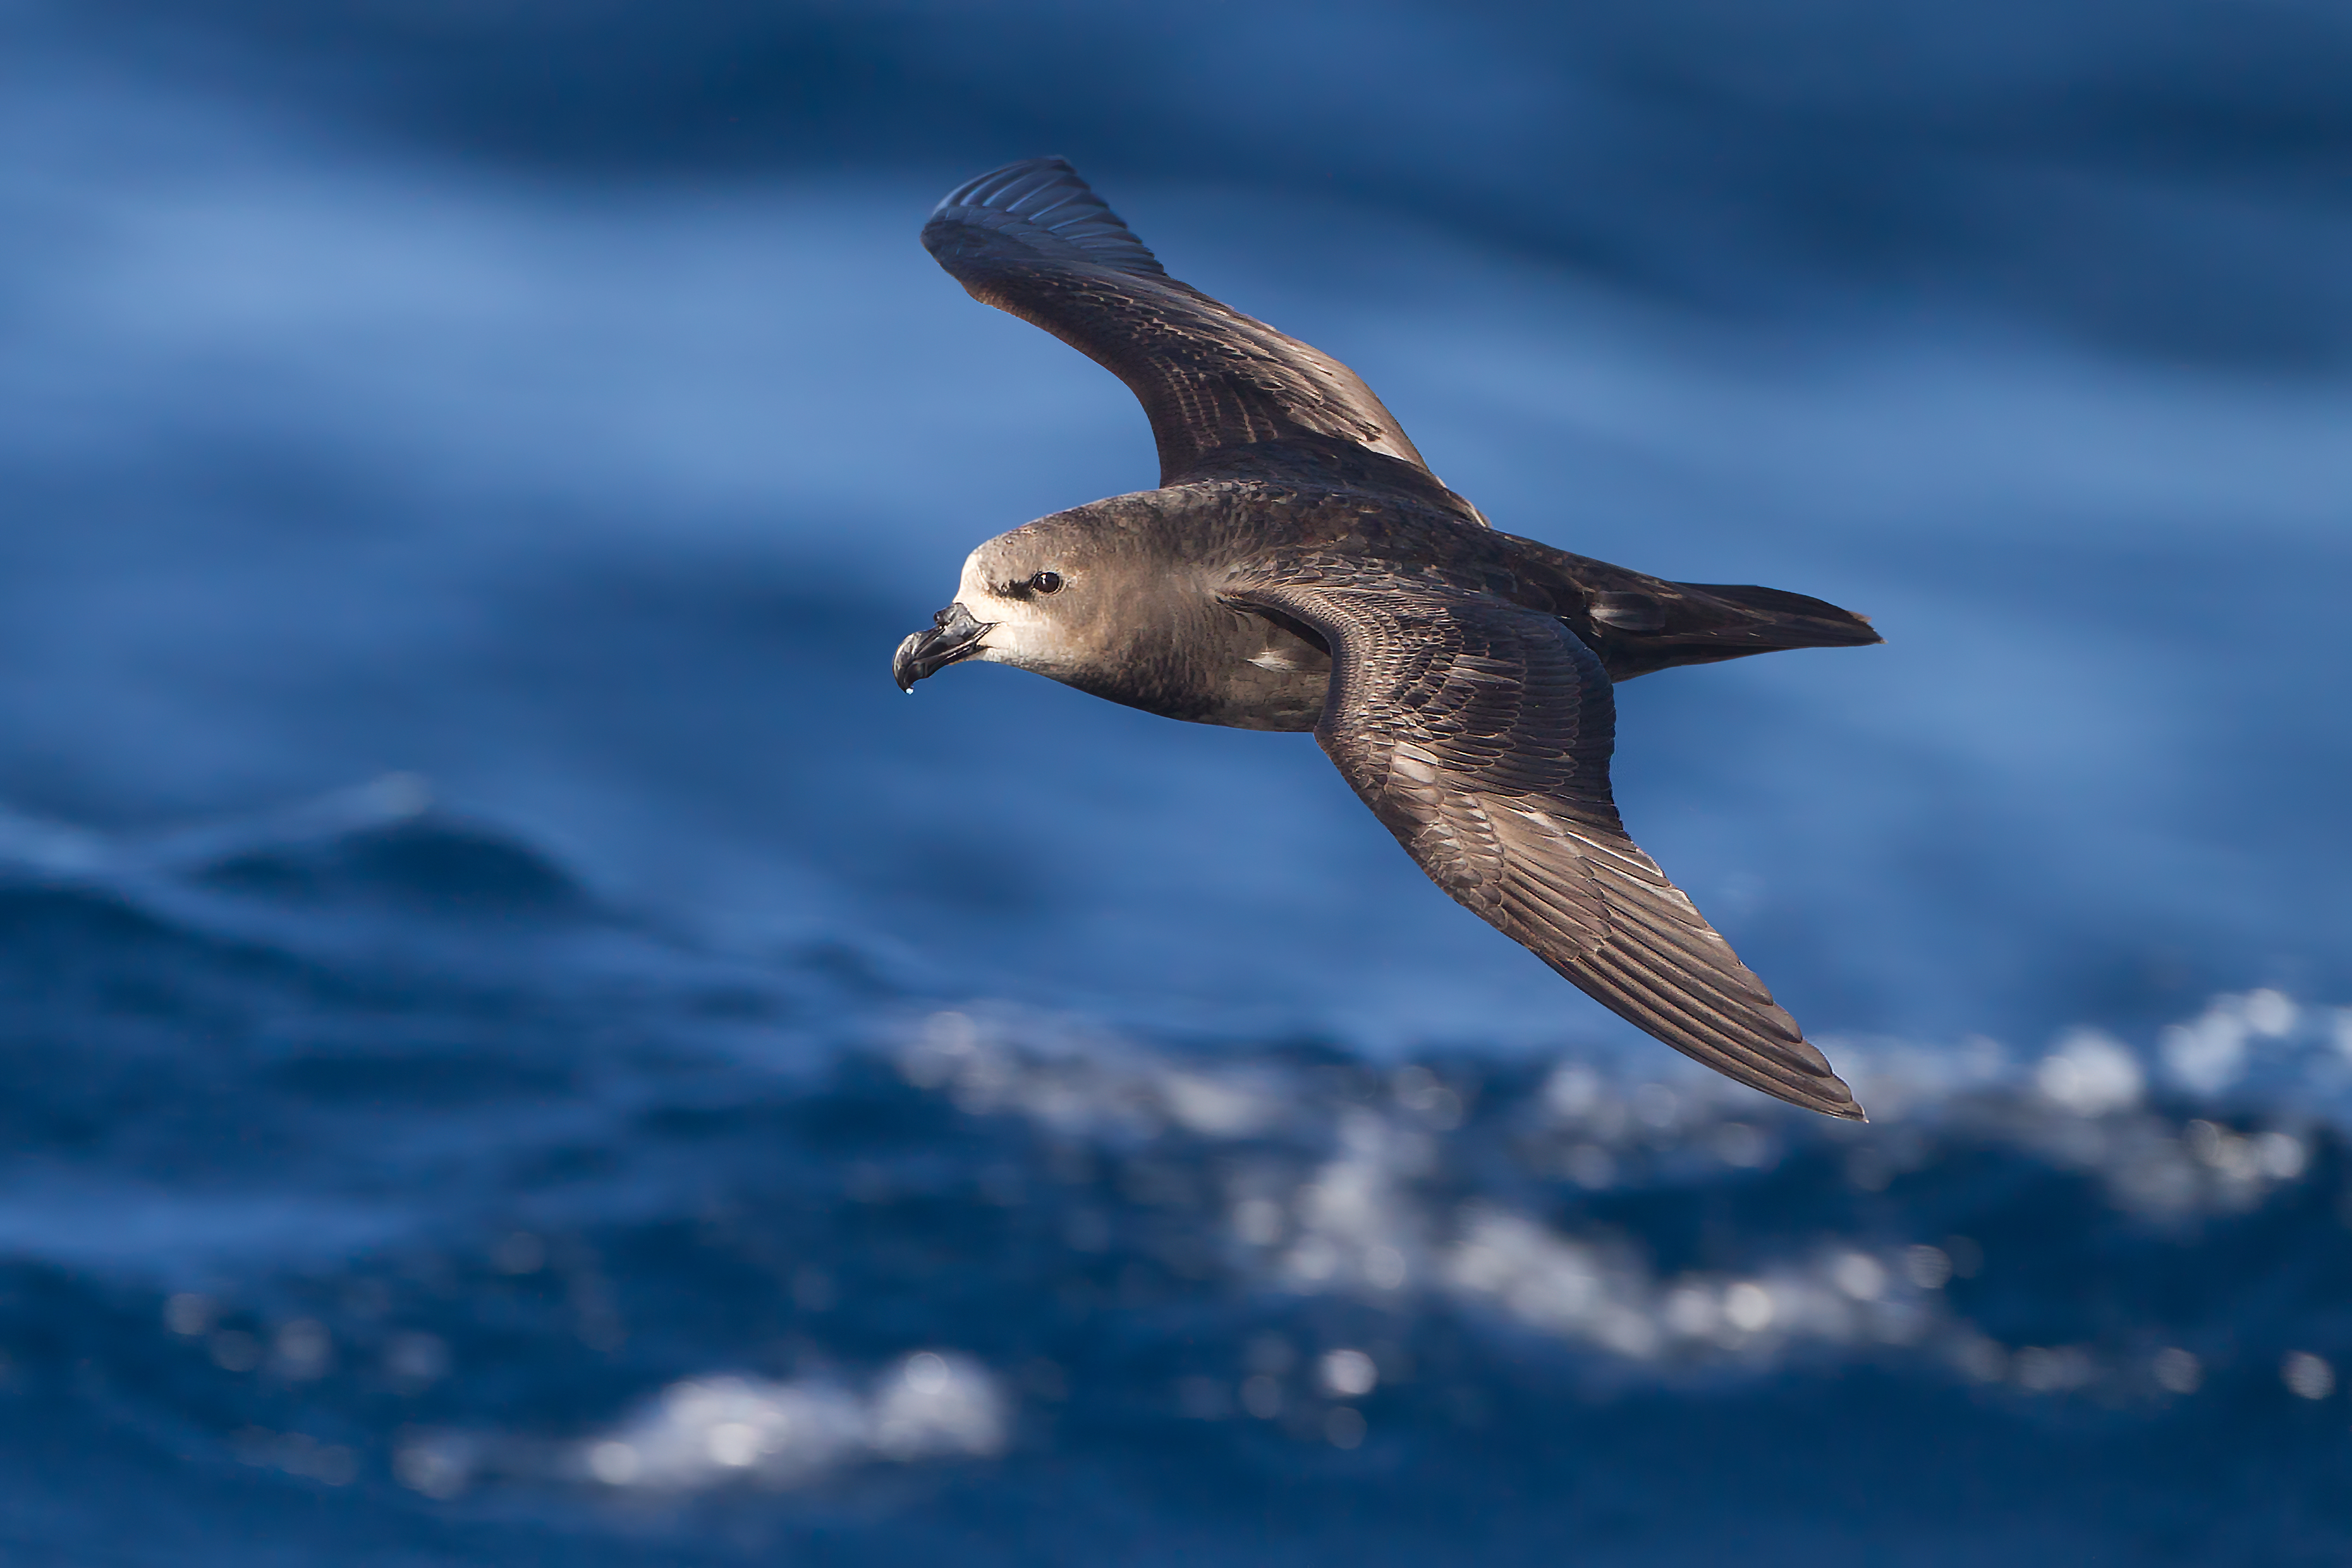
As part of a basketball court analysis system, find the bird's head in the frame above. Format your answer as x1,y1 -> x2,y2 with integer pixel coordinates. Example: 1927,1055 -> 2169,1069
892,513 -> 1130,692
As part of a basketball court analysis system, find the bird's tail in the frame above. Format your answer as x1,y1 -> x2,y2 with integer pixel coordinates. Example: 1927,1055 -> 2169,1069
1497,530 -> 1884,681
1595,577 -> 1883,680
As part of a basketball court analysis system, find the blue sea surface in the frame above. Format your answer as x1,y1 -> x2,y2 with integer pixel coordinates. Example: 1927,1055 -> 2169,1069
1,2 -> 2349,1562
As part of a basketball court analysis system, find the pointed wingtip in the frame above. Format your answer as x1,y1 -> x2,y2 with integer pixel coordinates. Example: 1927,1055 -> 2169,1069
924,156 -> 1168,279
1777,1075 -> 1866,1122
1817,1078 -> 1868,1122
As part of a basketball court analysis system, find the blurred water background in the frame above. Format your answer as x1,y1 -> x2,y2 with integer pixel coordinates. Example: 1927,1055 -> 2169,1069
1,1 -> 2349,1562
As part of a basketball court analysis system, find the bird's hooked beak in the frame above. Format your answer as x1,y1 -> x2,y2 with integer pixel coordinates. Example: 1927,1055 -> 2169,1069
893,601 -> 996,692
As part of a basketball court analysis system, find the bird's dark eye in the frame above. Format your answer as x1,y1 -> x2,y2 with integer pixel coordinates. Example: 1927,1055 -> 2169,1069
1030,570 -> 1064,595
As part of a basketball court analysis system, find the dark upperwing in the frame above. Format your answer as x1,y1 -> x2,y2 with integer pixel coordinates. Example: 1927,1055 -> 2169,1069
922,157 -> 1482,518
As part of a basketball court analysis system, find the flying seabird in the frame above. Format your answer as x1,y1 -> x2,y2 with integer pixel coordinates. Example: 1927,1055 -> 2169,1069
893,158 -> 1883,1119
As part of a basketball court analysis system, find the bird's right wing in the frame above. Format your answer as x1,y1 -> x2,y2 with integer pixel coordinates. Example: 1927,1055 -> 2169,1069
923,158 -> 1458,502
1234,579 -> 1863,1119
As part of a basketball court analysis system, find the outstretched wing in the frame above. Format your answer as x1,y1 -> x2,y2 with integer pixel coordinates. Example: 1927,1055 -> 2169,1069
923,157 -> 1447,496
1236,580 -> 1864,1119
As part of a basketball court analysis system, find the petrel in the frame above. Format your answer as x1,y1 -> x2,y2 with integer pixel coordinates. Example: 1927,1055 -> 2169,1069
894,158 -> 1882,1119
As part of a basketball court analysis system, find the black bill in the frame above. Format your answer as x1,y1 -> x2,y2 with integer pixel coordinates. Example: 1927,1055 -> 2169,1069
892,601 -> 996,692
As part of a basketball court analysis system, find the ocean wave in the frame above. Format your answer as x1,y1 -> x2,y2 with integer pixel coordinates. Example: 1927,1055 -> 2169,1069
0,797 -> 2341,1519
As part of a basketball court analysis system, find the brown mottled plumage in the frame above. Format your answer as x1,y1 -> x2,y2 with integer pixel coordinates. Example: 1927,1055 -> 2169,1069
894,158 -> 1882,1119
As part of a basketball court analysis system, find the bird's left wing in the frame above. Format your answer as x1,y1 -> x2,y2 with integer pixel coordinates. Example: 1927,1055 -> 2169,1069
1233,579 -> 1864,1119
923,158 -> 1456,502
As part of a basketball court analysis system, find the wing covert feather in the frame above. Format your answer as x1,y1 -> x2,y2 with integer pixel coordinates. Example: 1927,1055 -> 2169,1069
1238,582 -> 1863,1119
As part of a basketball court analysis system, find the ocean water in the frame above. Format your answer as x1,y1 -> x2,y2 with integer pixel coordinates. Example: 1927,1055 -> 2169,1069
1,2 -> 2349,1562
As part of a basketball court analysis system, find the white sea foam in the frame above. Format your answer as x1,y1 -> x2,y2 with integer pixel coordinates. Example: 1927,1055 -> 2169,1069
567,1353 -> 1007,1494
878,988 -> 2349,1400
